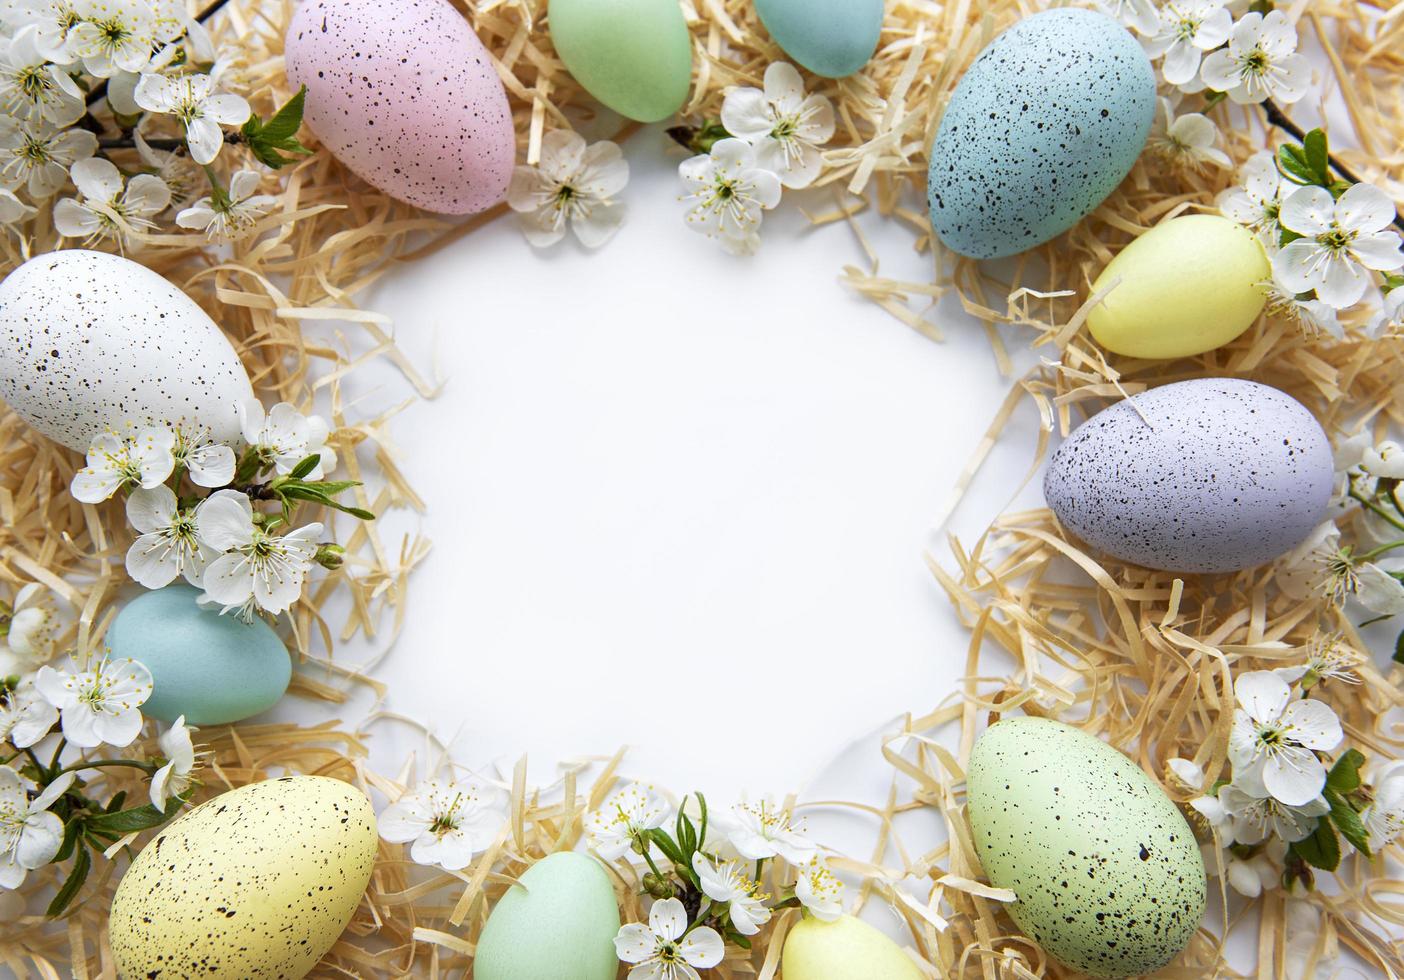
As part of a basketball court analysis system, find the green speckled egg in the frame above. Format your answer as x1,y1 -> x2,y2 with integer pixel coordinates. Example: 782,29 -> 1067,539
109,776 -> 377,980
782,915 -> 924,980
475,852 -> 620,980
107,584 -> 291,725
966,718 -> 1205,978
548,0 -> 692,123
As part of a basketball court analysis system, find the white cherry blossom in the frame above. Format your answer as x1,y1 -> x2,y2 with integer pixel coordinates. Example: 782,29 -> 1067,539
724,797 -> 815,864
53,156 -> 170,245
70,426 -> 175,503
678,137 -> 781,255
195,489 -> 323,618
1142,0 -> 1233,88
0,187 -> 33,225
1362,762 -> 1404,852
720,61 -> 835,190
1274,183 -> 1404,309
0,25 -> 83,125
0,681 -> 57,748
34,657 -> 152,748
1147,98 -> 1229,172
0,767 -> 72,889
124,485 -> 214,589
239,400 -> 336,479
1209,776 -> 1329,845
614,897 -> 724,980
1263,279 -> 1342,339
1218,151 -> 1285,241
149,715 -> 196,810
1275,520 -> 1404,614
1228,670 -> 1342,806
1095,0 -> 1158,35
794,857 -> 845,921
176,168 -> 277,241
67,0 -> 155,77
1201,10 -> 1309,104
170,423 -> 235,487
378,776 -> 507,870
1370,286 -> 1403,338
0,118 -> 97,197
584,782 -> 669,860
1,583 -> 66,673
1273,635 -> 1364,688
134,70 -> 249,165
506,129 -> 628,248
691,852 -> 771,935
7,0 -> 83,63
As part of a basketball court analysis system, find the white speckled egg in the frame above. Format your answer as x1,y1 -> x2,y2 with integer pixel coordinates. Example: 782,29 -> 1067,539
967,717 -> 1206,978
1043,378 -> 1332,573
109,776 -> 377,980
0,250 -> 253,452
286,0 -> 515,215
927,8 -> 1155,259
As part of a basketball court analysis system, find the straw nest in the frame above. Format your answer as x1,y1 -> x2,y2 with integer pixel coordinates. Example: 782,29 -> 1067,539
1,0 -> 1401,975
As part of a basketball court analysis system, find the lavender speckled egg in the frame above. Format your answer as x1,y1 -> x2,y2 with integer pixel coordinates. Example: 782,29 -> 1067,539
0,250 -> 253,452
1044,378 -> 1332,573
109,776 -> 377,980
286,0 -> 515,215
927,8 -> 1155,259
967,717 -> 1206,978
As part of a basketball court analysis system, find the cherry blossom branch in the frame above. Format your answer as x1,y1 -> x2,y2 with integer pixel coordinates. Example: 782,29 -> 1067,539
1262,97 -> 1404,233
83,0 -> 237,108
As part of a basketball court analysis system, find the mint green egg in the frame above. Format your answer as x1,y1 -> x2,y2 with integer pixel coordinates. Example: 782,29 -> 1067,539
107,585 -> 291,725
475,852 -> 620,980
548,0 -> 692,123
754,0 -> 884,78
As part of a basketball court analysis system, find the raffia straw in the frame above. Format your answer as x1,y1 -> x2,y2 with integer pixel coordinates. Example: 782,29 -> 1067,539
3,0 -> 1403,976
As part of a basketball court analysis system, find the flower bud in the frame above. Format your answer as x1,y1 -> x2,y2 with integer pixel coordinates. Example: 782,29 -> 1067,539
642,872 -> 674,900
315,544 -> 346,570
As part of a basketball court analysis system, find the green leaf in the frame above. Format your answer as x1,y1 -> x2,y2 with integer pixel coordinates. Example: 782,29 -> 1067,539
1291,819 -> 1341,872
1303,129 -> 1330,184
1324,786 -> 1372,857
1201,90 -> 1227,111
241,85 -> 313,169
46,842 -> 90,917
1327,749 -> 1367,793
87,799 -> 181,835
54,816 -> 83,863
288,454 -> 322,480
1385,273 -> 1404,292
1277,144 -> 1316,186
644,828 -> 686,869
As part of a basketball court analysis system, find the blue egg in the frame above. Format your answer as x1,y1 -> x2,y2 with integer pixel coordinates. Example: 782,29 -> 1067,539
754,0 -> 883,78
107,585 -> 291,724
927,8 -> 1155,259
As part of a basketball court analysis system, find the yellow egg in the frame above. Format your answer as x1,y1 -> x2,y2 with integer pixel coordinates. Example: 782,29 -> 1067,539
781,914 -> 925,980
109,776 -> 377,980
1087,214 -> 1270,359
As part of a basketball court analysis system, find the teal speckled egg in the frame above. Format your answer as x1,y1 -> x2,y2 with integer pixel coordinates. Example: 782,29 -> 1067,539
754,0 -> 884,78
107,585 -> 291,725
927,8 -> 1155,259
967,718 -> 1206,978
475,852 -> 620,980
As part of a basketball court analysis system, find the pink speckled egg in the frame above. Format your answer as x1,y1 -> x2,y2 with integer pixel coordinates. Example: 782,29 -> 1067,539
286,0 -> 515,215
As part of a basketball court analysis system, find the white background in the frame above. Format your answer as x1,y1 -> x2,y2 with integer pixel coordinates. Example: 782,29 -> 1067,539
290,131 -> 1047,803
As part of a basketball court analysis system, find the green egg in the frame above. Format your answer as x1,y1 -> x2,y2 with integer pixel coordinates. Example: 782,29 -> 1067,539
107,584 -> 291,725
781,914 -> 924,980
474,852 -> 621,980
967,717 -> 1206,978
548,0 -> 692,123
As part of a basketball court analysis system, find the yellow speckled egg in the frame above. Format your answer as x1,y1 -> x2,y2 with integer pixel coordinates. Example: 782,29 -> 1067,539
1088,214 -> 1270,359
781,914 -> 925,980
109,776 -> 377,980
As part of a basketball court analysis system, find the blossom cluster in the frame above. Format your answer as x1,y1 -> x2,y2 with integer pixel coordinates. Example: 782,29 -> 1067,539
0,0 -> 303,249
375,778 -> 845,976
1172,645 -> 1401,896
507,62 -> 835,256
69,399 -> 352,621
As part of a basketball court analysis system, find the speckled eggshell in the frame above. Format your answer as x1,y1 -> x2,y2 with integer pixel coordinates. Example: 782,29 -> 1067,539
1089,215 -> 1271,359
474,852 -> 620,980
0,250 -> 253,452
285,0 -> 514,215
1043,378 -> 1332,573
753,0 -> 884,78
781,915 -> 925,980
927,8 -> 1155,259
109,776 -> 377,980
548,0 -> 693,123
107,585 -> 292,725
967,717 -> 1206,978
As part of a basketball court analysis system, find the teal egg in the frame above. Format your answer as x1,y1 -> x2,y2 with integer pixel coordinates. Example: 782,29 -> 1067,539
927,8 -> 1155,259
107,585 -> 291,725
475,852 -> 620,980
754,0 -> 883,78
